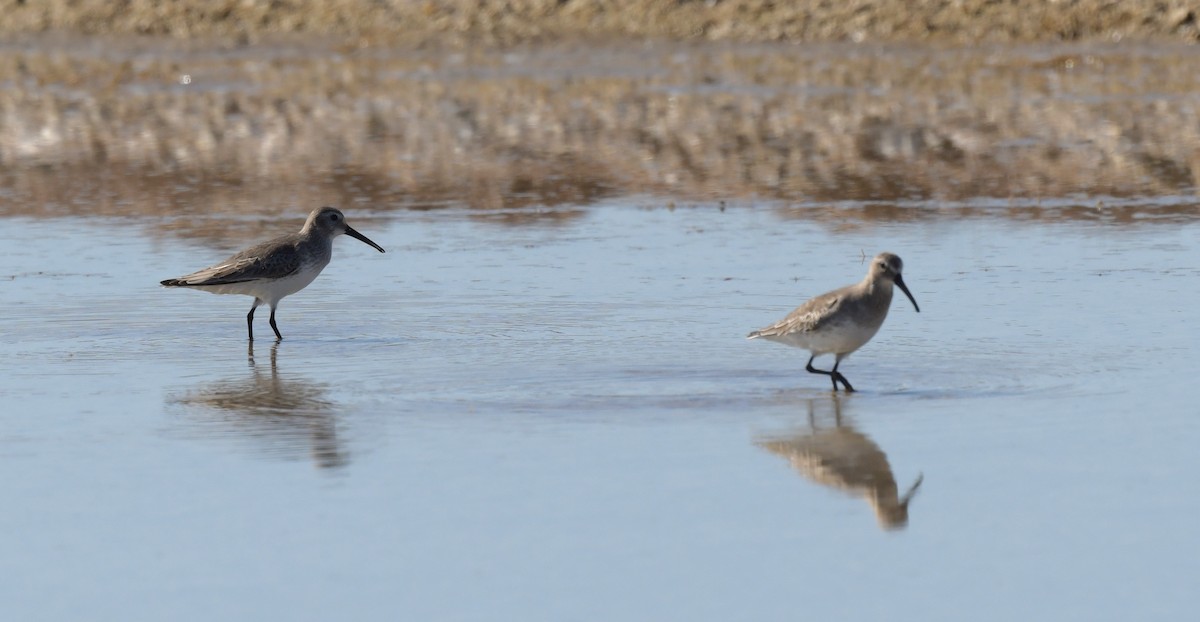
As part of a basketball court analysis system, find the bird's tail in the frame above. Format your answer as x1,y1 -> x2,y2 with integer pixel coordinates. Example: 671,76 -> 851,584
160,278 -> 185,287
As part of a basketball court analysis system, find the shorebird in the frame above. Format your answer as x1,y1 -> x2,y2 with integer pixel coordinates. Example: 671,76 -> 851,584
747,252 -> 919,392
161,206 -> 385,341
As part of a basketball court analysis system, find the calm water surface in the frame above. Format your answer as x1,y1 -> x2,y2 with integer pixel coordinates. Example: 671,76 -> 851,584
2,201 -> 1199,620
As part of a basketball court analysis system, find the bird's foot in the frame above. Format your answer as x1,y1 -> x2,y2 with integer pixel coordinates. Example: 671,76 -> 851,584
833,373 -> 855,392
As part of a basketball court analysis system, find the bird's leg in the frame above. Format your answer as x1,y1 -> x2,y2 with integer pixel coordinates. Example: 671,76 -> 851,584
246,300 -> 261,341
831,358 -> 854,393
269,306 -> 283,341
805,355 -> 840,392
805,355 -> 854,392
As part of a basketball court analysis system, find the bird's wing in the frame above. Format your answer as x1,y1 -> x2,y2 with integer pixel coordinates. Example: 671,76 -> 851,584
748,291 -> 845,338
172,240 -> 302,286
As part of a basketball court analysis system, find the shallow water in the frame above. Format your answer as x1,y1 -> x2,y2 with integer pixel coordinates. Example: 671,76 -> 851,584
2,199 -> 1199,620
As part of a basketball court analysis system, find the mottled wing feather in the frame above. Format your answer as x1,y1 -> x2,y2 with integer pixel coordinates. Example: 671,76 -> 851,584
748,292 -> 845,338
168,238 -> 302,286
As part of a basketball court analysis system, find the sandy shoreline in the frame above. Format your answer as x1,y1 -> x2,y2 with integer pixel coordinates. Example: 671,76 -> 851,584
2,1 -> 1198,46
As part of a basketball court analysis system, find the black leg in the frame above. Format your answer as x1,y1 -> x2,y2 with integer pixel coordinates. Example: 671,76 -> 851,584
806,355 -> 854,392
805,355 -> 836,391
831,359 -> 854,393
246,304 -> 257,341
269,307 -> 283,340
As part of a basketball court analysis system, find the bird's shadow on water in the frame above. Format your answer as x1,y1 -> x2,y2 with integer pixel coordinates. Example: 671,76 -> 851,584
165,341 -> 348,470
755,393 -> 924,531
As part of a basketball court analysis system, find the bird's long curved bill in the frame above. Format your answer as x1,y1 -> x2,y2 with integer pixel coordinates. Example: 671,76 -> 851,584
894,274 -> 920,312
345,225 -> 386,253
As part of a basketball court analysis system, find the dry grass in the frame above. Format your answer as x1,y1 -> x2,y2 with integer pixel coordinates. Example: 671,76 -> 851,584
1,37 -> 1198,239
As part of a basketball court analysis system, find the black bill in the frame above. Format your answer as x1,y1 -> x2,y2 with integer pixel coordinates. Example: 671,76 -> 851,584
345,225 -> 386,253
894,273 -> 919,312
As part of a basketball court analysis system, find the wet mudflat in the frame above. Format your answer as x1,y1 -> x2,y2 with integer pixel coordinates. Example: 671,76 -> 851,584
2,199 -> 1198,620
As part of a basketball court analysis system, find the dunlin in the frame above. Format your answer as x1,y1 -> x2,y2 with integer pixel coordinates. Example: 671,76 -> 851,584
747,252 -> 919,391
161,206 -> 385,340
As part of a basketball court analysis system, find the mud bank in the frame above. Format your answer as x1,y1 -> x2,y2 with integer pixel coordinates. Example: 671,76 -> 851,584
2,37 -> 1197,227
2,1 -> 1198,46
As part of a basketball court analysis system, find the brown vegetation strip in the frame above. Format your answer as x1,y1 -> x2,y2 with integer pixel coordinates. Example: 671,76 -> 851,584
1,36 -> 1198,240
2,1 -> 1199,45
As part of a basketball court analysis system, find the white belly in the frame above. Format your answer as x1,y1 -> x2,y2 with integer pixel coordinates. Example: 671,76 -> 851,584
764,320 -> 882,356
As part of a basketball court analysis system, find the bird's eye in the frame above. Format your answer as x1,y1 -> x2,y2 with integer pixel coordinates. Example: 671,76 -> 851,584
330,214 -> 340,222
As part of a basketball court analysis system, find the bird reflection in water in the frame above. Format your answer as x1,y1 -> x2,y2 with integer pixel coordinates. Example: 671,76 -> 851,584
756,394 -> 922,530
171,341 -> 347,469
